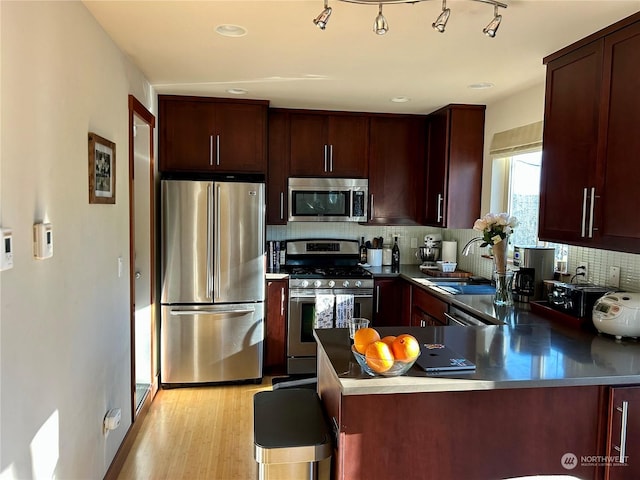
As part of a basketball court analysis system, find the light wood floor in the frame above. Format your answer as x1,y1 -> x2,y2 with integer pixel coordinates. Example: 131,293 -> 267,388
116,378 -> 274,480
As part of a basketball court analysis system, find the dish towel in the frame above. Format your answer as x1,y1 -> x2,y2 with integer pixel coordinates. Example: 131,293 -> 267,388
314,294 -> 335,329
335,294 -> 354,328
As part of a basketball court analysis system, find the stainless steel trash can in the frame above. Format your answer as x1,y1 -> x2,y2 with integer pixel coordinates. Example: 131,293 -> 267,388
254,388 -> 332,480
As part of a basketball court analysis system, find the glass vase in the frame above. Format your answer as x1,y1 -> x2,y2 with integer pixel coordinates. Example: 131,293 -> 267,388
493,270 -> 514,306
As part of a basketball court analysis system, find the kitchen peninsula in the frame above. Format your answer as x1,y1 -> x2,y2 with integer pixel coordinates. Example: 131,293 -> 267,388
315,307 -> 640,479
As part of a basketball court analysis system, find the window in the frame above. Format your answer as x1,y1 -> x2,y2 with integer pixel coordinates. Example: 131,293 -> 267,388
490,122 -> 567,271
507,151 -> 541,247
503,151 -> 567,270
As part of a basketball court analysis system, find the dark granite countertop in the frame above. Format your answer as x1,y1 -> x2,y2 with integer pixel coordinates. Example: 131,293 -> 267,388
314,325 -> 640,395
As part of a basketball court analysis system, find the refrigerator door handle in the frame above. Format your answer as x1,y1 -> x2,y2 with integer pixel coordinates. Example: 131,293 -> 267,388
206,184 -> 214,300
214,184 -> 222,300
169,308 -> 256,316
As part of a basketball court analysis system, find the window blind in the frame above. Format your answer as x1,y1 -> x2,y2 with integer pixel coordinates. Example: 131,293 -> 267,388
489,121 -> 543,156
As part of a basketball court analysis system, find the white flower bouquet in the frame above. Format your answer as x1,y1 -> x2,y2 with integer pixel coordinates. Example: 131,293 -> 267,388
472,212 -> 518,247
473,212 -> 518,275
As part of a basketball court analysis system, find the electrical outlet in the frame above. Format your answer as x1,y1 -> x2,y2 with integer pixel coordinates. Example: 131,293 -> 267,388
576,262 -> 588,280
608,266 -> 620,289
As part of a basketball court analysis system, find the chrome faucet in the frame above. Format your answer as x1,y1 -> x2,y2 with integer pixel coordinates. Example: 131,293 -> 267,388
461,237 -> 484,256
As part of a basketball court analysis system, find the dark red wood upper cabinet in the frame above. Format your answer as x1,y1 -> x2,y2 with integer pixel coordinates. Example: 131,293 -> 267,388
424,104 -> 485,228
596,21 -> 640,252
539,41 -> 604,246
267,110 -> 289,225
368,115 -> 426,225
159,95 -> 268,174
289,112 -> 369,178
540,17 -> 640,253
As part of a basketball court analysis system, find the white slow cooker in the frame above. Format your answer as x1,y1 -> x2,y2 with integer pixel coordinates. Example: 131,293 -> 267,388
592,292 -> 640,339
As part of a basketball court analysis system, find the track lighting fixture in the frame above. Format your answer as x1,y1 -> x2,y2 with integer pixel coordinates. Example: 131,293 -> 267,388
314,0 -> 507,37
432,0 -> 450,33
482,4 -> 502,37
313,0 -> 332,30
373,4 -> 389,35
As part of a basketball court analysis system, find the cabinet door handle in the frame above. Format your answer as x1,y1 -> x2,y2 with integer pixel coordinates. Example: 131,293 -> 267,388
216,134 -> 220,166
376,285 -> 380,313
581,187 -> 588,237
329,144 -> 334,172
209,135 -> 214,166
588,187 -> 596,238
324,144 -> 328,172
280,287 -> 285,316
370,194 -> 374,220
280,192 -> 284,220
614,400 -> 629,463
437,193 -> 444,222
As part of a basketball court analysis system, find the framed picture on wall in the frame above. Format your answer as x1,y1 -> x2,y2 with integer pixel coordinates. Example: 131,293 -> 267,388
88,132 -> 116,204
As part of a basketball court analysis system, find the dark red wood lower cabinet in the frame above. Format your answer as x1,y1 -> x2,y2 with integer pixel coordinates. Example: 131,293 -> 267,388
331,386 -> 603,480
605,386 -> 640,480
265,279 -> 287,375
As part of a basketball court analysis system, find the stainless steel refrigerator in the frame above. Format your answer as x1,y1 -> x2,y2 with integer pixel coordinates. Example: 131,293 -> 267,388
160,179 -> 265,385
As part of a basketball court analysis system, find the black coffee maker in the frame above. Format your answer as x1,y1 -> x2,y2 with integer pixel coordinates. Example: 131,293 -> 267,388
512,267 -> 536,303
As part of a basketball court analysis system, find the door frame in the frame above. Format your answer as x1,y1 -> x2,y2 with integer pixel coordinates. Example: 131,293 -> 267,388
128,95 -> 157,420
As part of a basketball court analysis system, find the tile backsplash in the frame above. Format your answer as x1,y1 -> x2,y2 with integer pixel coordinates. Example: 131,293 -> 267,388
269,223 -> 640,292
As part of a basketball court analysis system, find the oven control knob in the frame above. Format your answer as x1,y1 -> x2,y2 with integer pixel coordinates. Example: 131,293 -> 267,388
313,280 -> 322,288
342,280 -> 350,288
300,280 -> 309,288
355,280 -> 362,288
328,280 -> 335,288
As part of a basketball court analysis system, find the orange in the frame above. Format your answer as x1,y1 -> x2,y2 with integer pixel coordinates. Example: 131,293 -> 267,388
354,327 -> 381,354
391,334 -> 421,362
364,341 -> 395,373
380,335 -> 397,349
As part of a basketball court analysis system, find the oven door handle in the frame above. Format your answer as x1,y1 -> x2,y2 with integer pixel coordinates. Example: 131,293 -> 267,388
289,292 -> 373,299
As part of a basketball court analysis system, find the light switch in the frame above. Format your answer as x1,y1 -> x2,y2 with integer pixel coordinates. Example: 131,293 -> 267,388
33,223 -> 53,260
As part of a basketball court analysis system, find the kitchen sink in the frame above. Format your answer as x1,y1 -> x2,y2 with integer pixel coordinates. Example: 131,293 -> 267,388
431,281 -> 495,295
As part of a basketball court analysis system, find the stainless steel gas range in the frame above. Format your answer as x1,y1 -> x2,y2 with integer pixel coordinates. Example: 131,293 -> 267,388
283,239 -> 374,374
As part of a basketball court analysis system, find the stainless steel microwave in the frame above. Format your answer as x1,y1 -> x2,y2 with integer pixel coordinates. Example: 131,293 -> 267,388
288,177 -> 368,222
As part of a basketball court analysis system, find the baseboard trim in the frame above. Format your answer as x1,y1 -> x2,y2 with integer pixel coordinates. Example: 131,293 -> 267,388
103,387 -> 159,480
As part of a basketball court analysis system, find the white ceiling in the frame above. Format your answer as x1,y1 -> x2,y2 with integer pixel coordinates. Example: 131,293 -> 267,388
83,0 -> 640,114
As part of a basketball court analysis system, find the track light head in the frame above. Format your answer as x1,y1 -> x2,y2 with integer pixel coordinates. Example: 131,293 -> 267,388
432,2 -> 450,33
373,4 -> 388,35
313,1 -> 332,30
483,5 -> 502,37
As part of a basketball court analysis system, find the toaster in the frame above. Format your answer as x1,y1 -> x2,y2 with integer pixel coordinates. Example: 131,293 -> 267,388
547,282 -> 610,319
592,292 -> 640,339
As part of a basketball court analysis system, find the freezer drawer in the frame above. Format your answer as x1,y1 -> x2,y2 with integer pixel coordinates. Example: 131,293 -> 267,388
161,303 -> 264,384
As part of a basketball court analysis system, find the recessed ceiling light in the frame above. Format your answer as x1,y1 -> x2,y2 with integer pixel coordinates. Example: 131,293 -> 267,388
468,82 -> 494,90
215,24 -> 247,37
391,96 -> 410,103
227,88 -> 248,95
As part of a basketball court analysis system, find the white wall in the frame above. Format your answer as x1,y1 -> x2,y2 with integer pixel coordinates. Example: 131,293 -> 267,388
1,2 -> 152,478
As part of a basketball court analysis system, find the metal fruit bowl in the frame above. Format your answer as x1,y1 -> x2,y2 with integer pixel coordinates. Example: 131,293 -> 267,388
351,346 -> 419,377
